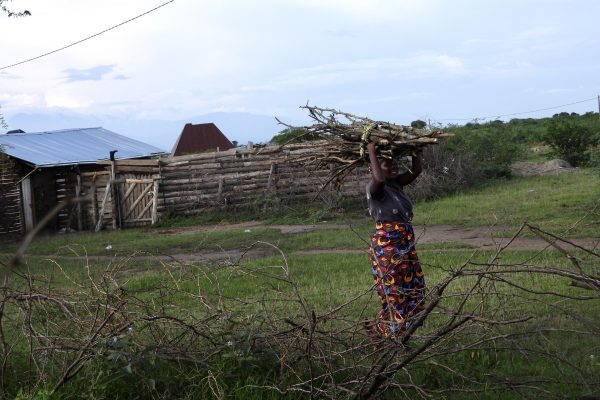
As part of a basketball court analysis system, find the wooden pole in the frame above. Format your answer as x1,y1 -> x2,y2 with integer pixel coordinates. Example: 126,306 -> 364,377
151,180 -> 159,225
109,150 -> 122,229
266,162 -> 276,190
95,181 -> 111,232
91,180 -> 97,229
76,173 -> 83,231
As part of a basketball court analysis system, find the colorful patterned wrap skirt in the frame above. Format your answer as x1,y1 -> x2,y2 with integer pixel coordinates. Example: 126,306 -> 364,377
369,220 -> 426,338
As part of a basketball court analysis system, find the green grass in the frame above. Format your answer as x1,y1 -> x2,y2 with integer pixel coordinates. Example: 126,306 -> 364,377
415,171 -> 600,237
3,172 -> 598,259
3,227 -> 288,256
3,172 -> 600,399
8,248 -> 599,399
157,199 -> 366,228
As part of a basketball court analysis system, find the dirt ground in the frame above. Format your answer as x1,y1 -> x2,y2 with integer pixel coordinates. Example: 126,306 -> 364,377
510,159 -> 578,177
152,221 -> 599,262
12,160 -> 596,263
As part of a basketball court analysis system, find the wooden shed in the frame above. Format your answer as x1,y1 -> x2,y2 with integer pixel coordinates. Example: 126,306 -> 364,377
0,127 -> 165,236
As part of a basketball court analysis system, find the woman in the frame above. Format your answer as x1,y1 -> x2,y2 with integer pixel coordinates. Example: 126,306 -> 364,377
365,142 -> 426,340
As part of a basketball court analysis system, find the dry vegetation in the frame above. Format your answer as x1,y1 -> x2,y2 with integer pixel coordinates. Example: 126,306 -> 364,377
1,218 -> 599,399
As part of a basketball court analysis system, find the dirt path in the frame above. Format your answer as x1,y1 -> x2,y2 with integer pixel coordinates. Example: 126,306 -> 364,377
165,224 -> 598,262
8,223 -> 595,264
157,221 -> 598,249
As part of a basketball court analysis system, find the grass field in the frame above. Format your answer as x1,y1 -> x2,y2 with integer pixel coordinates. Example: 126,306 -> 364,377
6,247 -> 599,399
1,171 -> 599,399
3,170 -> 598,258
414,170 -> 600,236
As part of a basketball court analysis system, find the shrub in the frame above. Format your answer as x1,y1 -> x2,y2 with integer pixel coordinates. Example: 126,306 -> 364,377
443,126 -> 524,178
586,145 -> 600,171
406,144 -> 482,201
544,117 -> 599,166
410,120 -> 426,129
270,127 -> 318,145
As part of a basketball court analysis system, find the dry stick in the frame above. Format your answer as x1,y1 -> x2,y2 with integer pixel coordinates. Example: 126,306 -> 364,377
354,266 -> 462,399
357,230 -> 517,399
500,204 -> 600,270
459,267 -> 600,295
527,224 -> 600,257
249,241 -> 317,398
359,315 -> 473,400
3,196 -> 91,285
0,294 -> 11,393
52,301 -> 125,393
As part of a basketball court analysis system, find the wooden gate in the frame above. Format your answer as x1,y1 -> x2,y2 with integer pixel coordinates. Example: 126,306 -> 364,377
117,178 -> 159,228
94,178 -> 159,231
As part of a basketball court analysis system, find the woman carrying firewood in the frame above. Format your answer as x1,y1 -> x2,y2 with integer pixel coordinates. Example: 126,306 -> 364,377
364,141 -> 426,341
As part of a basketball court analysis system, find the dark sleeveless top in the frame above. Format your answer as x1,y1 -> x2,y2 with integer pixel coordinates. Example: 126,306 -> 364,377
366,181 -> 413,223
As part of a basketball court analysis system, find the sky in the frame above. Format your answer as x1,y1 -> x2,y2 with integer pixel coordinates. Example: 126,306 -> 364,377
1,0 -> 599,150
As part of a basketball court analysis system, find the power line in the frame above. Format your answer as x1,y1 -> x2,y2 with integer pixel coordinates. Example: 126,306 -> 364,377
0,0 -> 175,71
437,97 -> 597,123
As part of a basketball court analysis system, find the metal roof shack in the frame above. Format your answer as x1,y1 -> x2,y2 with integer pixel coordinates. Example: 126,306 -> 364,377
171,123 -> 234,156
0,127 -> 166,237
0,127 -> 165,167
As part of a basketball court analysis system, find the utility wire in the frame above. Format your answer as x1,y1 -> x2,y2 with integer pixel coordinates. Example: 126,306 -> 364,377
0,0 -> 175,71
436,97 -> 596,123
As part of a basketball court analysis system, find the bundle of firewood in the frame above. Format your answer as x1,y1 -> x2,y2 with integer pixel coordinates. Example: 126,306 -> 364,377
279,105 -> 451,191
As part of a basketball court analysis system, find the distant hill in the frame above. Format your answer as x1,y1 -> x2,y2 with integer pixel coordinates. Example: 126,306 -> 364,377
3,111 -> 297,150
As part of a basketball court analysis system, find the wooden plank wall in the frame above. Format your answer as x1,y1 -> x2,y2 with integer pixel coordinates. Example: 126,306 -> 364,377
155,143 -> 370,217
80,171 -> 111,231
0,154 -> 23,235
55,170 -> 78,231
3,142 -> 369,235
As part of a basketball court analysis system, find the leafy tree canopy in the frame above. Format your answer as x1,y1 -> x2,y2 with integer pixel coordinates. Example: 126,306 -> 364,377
1,0 -> 30,17
270,127 -> 319,145
410,120 -> 426,129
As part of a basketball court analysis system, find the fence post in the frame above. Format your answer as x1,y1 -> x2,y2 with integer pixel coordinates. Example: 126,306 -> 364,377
151,180 -> 159,225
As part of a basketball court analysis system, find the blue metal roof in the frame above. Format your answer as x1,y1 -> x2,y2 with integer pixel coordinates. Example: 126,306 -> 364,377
0,127 -> 166,167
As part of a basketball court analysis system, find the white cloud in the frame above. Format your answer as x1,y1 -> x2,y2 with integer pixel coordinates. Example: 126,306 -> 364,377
240,53 -> 467,94
62,65 -> 117,83
1,0 -> 598,141
0,93 -> 43,109
517,26 -> 559,40
44,92 -> 92,109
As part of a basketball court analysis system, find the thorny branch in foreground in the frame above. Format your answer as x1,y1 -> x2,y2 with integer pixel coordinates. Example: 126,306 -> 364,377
0,222 -> 598,399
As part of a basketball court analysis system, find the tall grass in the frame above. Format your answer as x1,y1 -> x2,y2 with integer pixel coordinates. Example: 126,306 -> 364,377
6,246 -> 599,399
415,171 -> 600,237
2,172 -> 599,399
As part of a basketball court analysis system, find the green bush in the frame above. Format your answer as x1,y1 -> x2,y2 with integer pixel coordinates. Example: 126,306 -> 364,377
410,119 -> 426,129
544,117 -> 599,166
270,127 -> 318,145
586,145 -> 600,170
444,125 -> 524,178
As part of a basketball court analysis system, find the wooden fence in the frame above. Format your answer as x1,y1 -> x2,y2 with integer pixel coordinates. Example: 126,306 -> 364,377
79,142 -> 370,229
0,154 -> 22,235
1,143 -> 370,235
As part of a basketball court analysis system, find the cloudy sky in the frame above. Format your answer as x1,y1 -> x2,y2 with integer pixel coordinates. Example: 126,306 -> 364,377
1,0 -> 599,148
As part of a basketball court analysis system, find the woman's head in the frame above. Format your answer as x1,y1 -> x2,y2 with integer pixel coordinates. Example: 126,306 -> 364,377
369,157 -> 399,181
380,158 -> 400,179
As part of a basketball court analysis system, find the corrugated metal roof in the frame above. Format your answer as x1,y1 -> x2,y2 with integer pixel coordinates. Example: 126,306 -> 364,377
171,123 -> 233,156
0,127 -> 166,167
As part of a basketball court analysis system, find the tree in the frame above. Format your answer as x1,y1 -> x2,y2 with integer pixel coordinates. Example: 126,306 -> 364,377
0,106 -> 7,129
270,127 -> 318,145
544,117 -> 598,166
1,0 -> 30,17
0,1 -> 31,134
410,120 -> 426,129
